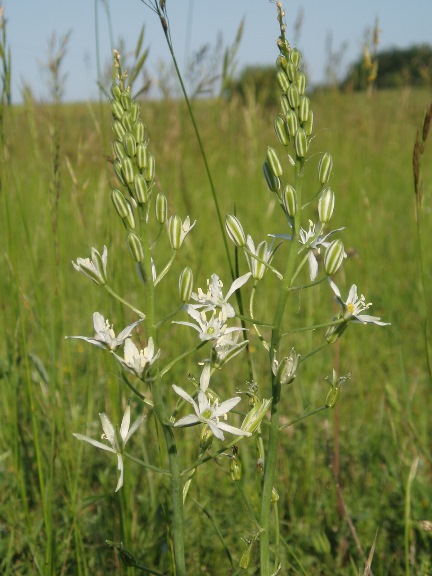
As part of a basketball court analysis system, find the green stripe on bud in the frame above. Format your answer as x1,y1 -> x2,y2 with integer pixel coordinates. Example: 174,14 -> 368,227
230,457 -> 242,481
276,54 -> 288,70
325,386 -> 340,408
298,95 -> 310,122
179,267 -> 194,302
121,156 -> 135,184
285,60 -> 296,82
110,83 -> 122,101
325,319 -> 348,344
121,112 -> 133,132
112,188 -> 130,219
274,115 -> 290,145
280,94 -> 290,115
199,426 -> 213,451
168,214 -> 182,250
266,147 -> 283,178
113,159 -> 126,186
304,110 -> 314,135
111,99 -> 124,121
123,132 -> 137,158
145,153 -> 155,182
136,143 -> 147,170
295,72 -> 306,94
130,101 -> 139,123
113,141 -> 126,161
127,232 -> 145,263
120,91 -> 131,111
133,120 -> 146,143
318,152 -> 333,184
287,84 -> 299,109
285,109 -> 299,138
318,187 -> 335,223
276,69 -> 290,93
226,214 -> 246,247
290,48 -> 301,68
134,174 -> 149,204
324,239 -> 345,275
294,128 -> 308,158
155,192 -> 167,224
282,184 -> 297,217
262,161 -> 281,192
112,120 -> 126,141
122,200 -> 136,231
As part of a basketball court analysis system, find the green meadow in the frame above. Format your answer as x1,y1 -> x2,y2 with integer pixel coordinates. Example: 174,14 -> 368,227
1,84 -> 432,574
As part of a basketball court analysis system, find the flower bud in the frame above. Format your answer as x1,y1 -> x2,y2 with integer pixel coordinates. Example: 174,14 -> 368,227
179,267 -> 193,302
123,132 -> 137,158
266,146 -> 283,178
226,214 -> 246,247
111,99 -> 124,121
253,241 -> 270,280
239,542 -> 253,570
325,386 -> 340,408
130,101 -> 139,123
263,161 -> 280,193
276,69 -> 290,93
113,140 -> 126,161
274,115 -> 289,146
134,173 -> 149,204
168,215 -> 182,250
136,143 -> 147,170
230,457 -> 242,481
280,94 -> 290,115
113,159 -> 126,186
121,156 -> 135,184
284,109 -> 298,139
133,120 -> 146,143
155,192 -> 167,224
121,111 -> 133,132
325,320 -> 348,344
112,188 -> 130,219
282,184 -> 297,217
290,48 -> 301,68
285,60 -> 296,82
295,71 -> 306,94
110,83 -> 122,101
200,425 -> 213,450
318,152 -> 333,184
272,348 -> 299,385
127,231 -> 145,263
145,153 -> 155,182
318,187 -> 335,223
276,54 -> 288,70
120,90 -> 131,111
122,200 -> 136,231
112,119 -> 126,141
298,95 -> 310,122
324,239 -> 345,275
271,487 -> 279,503
294,128 -> 308,158
241,398 -> 271,434
287,84 -> 299,109
304,110 -> 314,136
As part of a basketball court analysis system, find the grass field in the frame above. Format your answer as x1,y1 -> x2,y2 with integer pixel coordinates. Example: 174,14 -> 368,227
1,83 -> 432,575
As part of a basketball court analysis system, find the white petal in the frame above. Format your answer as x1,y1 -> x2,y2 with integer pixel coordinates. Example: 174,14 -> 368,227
208,422 -> 225,440
216,422 -> 251,437
73,433 -> 116,453
117,319 -> 143,342
93,312 -> 106,333
99,413 -> 115,446
212,396 -> 241,418
65,335 -> 107,349
172,384 -> 197,409
174,414 -> 201,427
115,453 -> 124,492
199,363 -> 211,392
308,252 -> 318,281
120,405 -> 131,441
124,414 -> 146,444
225,272 -> 251,301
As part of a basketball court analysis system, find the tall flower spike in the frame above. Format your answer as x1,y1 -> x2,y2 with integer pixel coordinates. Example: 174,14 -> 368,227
73,405 -> 145,492
66,312 -> 143,351
72,246 -> 108,285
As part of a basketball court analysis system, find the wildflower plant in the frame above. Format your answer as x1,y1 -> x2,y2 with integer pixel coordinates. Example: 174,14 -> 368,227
69,3 -> 389,574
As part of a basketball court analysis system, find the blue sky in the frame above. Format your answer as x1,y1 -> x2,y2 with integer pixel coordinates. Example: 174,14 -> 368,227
6,0 -> 432,103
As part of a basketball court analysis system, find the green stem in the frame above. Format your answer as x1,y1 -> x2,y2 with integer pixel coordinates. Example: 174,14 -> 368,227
104,285 -> 145,319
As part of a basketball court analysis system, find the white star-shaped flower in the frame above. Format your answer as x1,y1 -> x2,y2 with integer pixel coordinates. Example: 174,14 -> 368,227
72,246 -> 108,285
174,306 -> 245,342
329,279 -> 390,325
66,312 -> 143,351
189,272 -> 251,320
113,337 -> 160,378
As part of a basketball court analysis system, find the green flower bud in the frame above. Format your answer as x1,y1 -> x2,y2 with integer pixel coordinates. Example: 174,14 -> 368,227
134,173 -> 149,204
325,320 -> 348,344
111,99 -> 124,121
155,192 -> 168,224
113,140 -> 126,161
285,60 -> 296,82
241,398 -> 271,434
294,128 -> 308,158
295,71 -> 306,94
318,152 -> 333,184
112,119 -> 126,141
230,457 -> 242,481
326,386 -> 340,408
276,69 -> 290,93
284,109 -> 298,138
121,156 -> 135,184
239,541 -> 253,570
127,231 -> 145,263
200,425 -> 213,451
133,120 -> 146,143
290,47 -> 301,68
145,153 -> 155,182
276,54 -> 288,70
263,161 -> 280,193
280,94 -> 290,115
282,184 -> 297,217
112,188 -> 130,219
120,90 -> 131,111
274,115 -> 290,146
266,146 -> 283,178
179,267 -> 194,302
324,239 -> 345,275
254,241 -> 270,280
271,487 -> 279,503
123,132 -> 137,158
272,348 -> 299,385
122,200 -> 136,231
113,159 -> 126,186
226,214 -> 246,247
298,95 -> 310,122
121,111 -> 133,132
136,143 -> 147,170
130,101 -> 139,123
287,84 -> 299,109
110,83 -> 122,101
168,214 -> 182,250
318,187 -> 335,224
304,109 -> 314,136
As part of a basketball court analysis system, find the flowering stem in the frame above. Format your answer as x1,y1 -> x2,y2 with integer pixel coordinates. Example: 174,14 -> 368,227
103,285 -> 145,319
250,281 -> 271,351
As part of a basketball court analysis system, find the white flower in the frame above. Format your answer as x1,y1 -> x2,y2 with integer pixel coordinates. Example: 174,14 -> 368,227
211,332 -> 249,368
114,338 -> 160,378
73,405 -> 145,492
66,312 -> 143,351
172,384 -> 251,441
245,235 -> 277,280
174,306 -> 245,342
298,221 -> 345,281
72,246 -> 108,285
190,272 -> 251,320
329,279 -> 390,325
